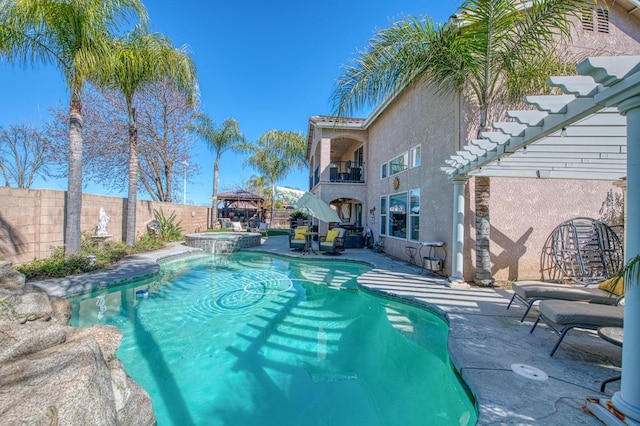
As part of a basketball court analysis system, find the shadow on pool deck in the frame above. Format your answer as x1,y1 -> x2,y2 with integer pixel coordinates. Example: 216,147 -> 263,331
33,236 -> 621,425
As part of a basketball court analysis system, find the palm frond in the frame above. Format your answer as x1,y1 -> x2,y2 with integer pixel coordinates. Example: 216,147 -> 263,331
331,16 -> 437,117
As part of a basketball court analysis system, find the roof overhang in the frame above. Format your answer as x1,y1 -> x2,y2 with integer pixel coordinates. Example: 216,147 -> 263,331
442,56 -> 640,182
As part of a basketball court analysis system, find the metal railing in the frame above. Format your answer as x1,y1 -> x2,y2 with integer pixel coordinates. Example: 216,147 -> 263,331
328,161 -> 365,183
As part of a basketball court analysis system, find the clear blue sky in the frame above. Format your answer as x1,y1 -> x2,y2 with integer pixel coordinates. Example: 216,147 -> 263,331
0,0 -> 459,206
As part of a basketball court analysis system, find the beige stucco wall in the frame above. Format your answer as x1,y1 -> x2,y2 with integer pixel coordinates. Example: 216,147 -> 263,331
364,84 -> 460,270
569,1 -> 640,56
0,187 -> 209,265
471,178 -> 623,282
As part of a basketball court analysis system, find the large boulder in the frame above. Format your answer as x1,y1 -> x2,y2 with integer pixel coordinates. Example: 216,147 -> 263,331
0,264 -> 155,425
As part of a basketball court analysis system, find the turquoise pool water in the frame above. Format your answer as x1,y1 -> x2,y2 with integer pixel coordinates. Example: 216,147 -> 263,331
70,252 -> 476,426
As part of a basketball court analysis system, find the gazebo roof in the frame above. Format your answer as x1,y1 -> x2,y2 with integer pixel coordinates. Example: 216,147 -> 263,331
217,190 -> 264,202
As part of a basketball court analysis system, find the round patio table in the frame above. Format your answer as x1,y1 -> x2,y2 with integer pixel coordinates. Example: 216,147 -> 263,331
598,326 -> 623,392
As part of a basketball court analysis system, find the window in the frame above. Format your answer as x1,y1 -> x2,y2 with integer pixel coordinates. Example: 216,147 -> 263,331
409,189 -> 420,241
388,192 -> 407,239
389,152 -> 408,175
410,145 -> 421,168
597,7 -> 609,34
380,197 -> 387,235
380,163 -> 387,179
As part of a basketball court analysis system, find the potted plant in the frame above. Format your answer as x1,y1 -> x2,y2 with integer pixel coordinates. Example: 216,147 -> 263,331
289,211 -> 309,228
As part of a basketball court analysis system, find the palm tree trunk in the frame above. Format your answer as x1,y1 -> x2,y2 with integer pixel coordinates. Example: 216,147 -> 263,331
125,106 -> 138,245
474,103 -> 494,285
65,94 -> 83,254
270,181 -> 276,229
474,176 -> 494,286
211,152 -> 220,228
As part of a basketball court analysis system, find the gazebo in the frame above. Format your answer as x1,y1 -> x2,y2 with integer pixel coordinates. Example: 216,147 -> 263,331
216,190 -> 265,224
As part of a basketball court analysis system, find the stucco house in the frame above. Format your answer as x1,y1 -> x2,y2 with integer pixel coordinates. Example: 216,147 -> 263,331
306,0 -> 640,284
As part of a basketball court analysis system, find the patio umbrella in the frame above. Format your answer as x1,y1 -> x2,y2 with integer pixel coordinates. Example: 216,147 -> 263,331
296,192 -> 341,223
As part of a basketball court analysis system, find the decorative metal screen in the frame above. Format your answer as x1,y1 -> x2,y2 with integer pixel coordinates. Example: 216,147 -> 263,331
540,217 -> 623,284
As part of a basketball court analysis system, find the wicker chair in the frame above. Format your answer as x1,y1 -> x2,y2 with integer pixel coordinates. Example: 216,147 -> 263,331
289,226 -> 308,250
319,228 -> 345,254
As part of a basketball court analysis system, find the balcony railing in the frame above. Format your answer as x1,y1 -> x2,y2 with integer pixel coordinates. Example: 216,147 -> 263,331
329,161 -> 365,183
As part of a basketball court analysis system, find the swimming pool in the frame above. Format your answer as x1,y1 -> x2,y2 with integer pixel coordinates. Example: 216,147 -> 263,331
70,252 -> 476,425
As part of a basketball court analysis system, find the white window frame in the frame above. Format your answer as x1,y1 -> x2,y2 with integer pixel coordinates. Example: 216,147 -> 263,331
380,163 -> 387,179
389,152 -> 408,175
409,188 -> 420,241
409,145 -> 421,169
380,196 -> 387,236
388,191 -> 407,239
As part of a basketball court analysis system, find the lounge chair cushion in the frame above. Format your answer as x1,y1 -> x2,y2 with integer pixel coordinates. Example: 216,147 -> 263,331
539,300 -> 624,327
325,229 -> 340,242
512,281 -> 619,305
598,276 -> 625,296
293,227 -> 307,240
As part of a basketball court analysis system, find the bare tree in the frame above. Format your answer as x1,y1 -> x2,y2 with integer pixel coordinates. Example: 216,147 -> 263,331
0,122 -> 51,188
47,82 -> 198,201
136,81 -> 199,202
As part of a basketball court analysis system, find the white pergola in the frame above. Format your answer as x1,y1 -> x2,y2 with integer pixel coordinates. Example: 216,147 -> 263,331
442,56 -> 640,424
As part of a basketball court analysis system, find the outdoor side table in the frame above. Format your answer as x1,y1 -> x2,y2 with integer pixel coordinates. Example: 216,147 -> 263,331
598,326 -> 623,392
420,240 -> 446,274
302,232 -> 318,255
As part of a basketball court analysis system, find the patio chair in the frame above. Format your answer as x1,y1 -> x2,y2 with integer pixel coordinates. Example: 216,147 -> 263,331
507,277 -> 624,321
373,236 -> 384,253
230,221 -> 246,232
529,299 -> 624,356
258,222 -> 268,238
289,226 -> 308,251
319,228 -> 345,255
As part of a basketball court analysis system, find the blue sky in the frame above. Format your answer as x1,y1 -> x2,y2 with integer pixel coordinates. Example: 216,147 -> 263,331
0,0 -> 459,206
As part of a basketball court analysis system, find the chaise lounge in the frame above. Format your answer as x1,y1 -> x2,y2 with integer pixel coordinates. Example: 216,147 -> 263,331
529,299 -> 624,356
507,278 -> 624,321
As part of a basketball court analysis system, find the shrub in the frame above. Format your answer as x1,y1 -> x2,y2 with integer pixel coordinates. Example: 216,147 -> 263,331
153,208 -> 183,241
289,211 -> 308,220
17,231 -> 163,281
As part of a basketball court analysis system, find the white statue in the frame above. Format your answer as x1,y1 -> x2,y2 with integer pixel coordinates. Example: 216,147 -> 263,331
97,207 -> 110,237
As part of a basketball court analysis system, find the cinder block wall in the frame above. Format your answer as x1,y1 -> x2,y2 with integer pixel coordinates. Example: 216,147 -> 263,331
0,187 -> 209,265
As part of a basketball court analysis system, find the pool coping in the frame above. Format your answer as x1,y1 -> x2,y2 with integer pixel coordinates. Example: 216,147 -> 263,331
30,237 -> 621,425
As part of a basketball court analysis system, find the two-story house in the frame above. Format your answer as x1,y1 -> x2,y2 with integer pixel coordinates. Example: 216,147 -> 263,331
306,0 -> 640,284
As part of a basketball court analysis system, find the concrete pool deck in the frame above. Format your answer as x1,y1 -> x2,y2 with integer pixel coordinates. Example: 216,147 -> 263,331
32,236 -> 621,425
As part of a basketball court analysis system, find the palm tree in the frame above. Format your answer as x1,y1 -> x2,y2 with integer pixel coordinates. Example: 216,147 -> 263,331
246,130 -> 307,227
99,26 -> 198,245
0,0 -> 147,253
331,0 -> 587,285
190,114 -> 246,228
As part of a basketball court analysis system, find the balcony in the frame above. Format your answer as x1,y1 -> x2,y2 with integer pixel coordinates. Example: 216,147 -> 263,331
329,161 -> 364,183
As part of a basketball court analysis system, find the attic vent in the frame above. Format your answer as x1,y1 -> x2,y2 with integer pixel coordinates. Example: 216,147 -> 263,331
597,7 -> 610,33
581,6 -> 594,31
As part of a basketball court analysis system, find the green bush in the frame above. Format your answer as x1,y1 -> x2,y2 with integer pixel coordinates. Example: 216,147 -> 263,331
289,211 -> 308,220
17,231 -> 165,281
153,208 -> 183,241
134,230 -> 164,251
16,246 -> 92,281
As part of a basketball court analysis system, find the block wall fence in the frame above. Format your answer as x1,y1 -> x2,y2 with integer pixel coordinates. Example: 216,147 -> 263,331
0,187 -> 209,265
